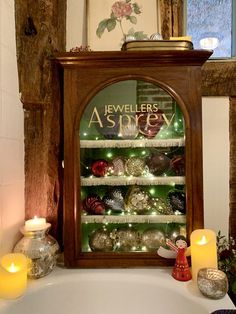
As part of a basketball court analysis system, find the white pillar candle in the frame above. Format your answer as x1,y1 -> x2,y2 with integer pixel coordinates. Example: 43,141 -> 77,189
190,229 -> 218,281
25,216 -> 47,231
0,253 -> 27,299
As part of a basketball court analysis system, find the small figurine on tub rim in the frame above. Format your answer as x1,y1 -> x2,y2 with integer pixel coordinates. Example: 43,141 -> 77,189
157,235 -> 192,281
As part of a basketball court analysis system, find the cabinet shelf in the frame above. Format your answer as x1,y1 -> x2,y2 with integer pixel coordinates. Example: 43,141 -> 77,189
81,175 -> 185,186
80,138 -> 185,149
81,214 -> 186,224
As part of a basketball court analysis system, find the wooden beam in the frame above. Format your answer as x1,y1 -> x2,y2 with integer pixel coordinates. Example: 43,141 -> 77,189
202,60 -> 236,96
15,0 -> 66,241
230,97 -> 236,238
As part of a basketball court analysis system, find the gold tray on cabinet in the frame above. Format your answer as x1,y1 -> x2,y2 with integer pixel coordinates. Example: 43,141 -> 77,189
121,40 -> 194,51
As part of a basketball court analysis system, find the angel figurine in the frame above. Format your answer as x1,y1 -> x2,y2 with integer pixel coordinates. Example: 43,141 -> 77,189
157,235 -> 192,281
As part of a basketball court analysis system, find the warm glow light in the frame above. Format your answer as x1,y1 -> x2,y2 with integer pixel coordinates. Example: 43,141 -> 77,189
197,235 -> 207,245
0,253 -> 27,299
190,229 -> 218,281
8,263 -> 19,273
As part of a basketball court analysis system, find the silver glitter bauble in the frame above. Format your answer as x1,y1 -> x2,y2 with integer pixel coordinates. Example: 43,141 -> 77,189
168,229 -> 180,242
113,227 -> 140,251
119,122 -> 139,139
125,157 -> 147,176
150,33 -> 163,40
141,229 -> 165,251
111,156 -> 126,176
102,187 -> 125,212
89,228 -> 114,252
125,186 -> 152,214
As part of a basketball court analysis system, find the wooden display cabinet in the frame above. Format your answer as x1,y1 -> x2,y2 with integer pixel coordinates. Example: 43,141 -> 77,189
55,50 -> 212,268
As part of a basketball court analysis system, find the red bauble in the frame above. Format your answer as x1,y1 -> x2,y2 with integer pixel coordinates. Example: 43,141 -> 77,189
138,110 -> 164,139
91,159 -> 110,177
82,194 -> 105,215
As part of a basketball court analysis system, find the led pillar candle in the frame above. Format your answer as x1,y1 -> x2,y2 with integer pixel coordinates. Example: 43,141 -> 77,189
190,229 -> 218,281
0,253 -> 27,299
25,216 -> 48,231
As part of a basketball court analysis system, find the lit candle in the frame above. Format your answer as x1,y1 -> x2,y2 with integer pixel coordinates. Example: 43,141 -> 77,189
0,253 -> 27,299
25,216 -> 47,231
190,229 -> 218,281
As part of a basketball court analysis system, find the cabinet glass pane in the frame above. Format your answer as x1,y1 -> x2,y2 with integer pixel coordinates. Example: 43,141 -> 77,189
78,80 -> 186,253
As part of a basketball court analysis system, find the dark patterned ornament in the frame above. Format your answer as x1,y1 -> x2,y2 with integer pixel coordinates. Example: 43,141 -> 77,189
112,227 -> 140,251
125,157 -> 147,177
146,152 -> 171,176
102,187 -> 125,212
97,112 -> 120,139
82,194 -> 105,215
171,155 -> 185,176
89,228 -> 114,252
125,186 -> 152,214
152,197 -> 174,215
167,190 -> 186,214
141,229 -> 165,251
111,156 -> 126,176
138,110 -> 164,139
91,159 -> 109,177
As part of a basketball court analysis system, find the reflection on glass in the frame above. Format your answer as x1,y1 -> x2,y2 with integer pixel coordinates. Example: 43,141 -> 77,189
78,80 -> 186,253
187,0 -> 232,58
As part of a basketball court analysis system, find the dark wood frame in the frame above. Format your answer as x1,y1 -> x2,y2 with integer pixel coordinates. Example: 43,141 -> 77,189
55,49 -> 211,267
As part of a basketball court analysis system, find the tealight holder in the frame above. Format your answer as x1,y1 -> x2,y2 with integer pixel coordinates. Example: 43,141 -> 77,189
13,224 -> 60,279
197,268 -> 228,299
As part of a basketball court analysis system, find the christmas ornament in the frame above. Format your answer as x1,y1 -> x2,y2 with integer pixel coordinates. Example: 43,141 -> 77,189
102,187 -> 125,212
89,228 -> 114,252
146,152 -> 171,176
138,110 -> 164,139
82,194 -> 105,215
91,159 -> 110,177
168,229 -> 181,242
125,157 -> 147,177
171,155 -> 185,176
119,121 -> 139,139
111,156 -> 126,176
141,229 -> 165,251
152,197 -> 174,215
167,190 -> 186,214
125,186 -> 152,214
97,113 -> 119,139
112,227 -> 140,251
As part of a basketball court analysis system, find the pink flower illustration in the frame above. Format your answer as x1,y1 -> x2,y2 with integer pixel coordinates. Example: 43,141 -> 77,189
96,0 -> 148,44
111,1 -> 132,18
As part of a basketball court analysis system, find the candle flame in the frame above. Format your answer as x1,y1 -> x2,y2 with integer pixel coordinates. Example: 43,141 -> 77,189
8,262 -> 19,273
197,235 -> 207,245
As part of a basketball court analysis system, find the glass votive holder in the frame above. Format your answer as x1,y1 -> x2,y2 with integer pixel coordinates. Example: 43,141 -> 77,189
13,224 -> 60,279
197,268 -> 228,299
